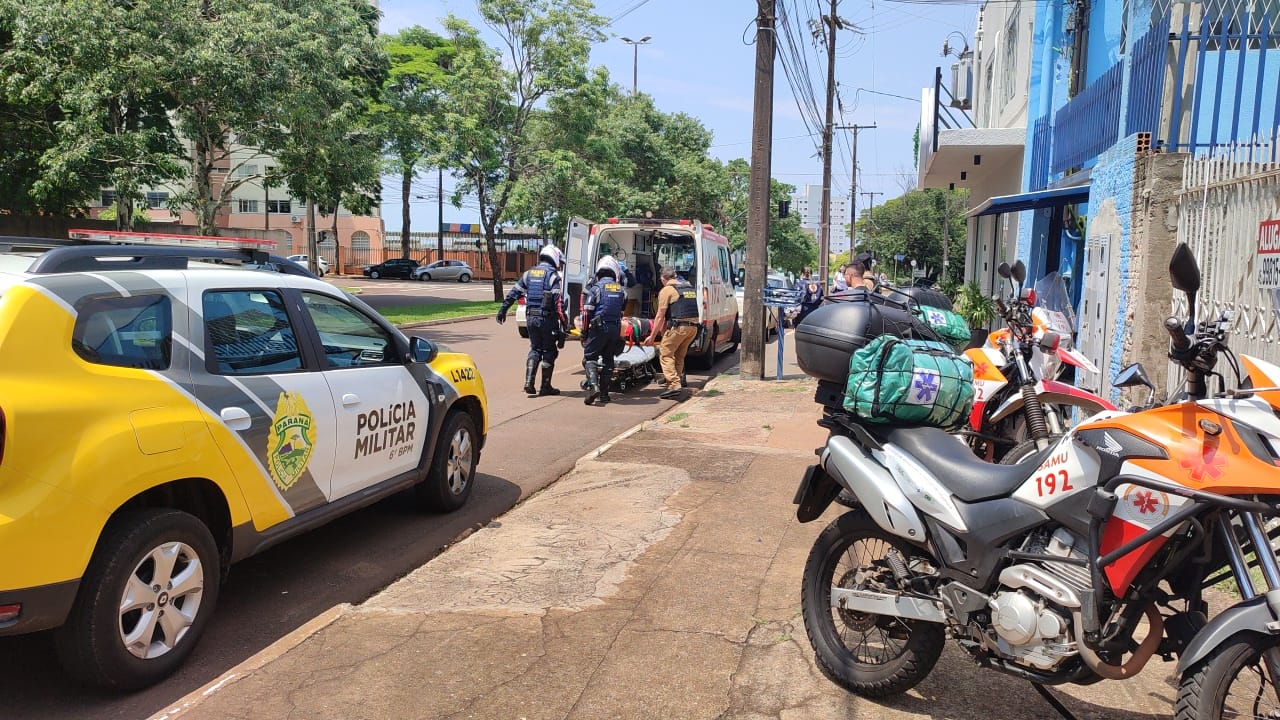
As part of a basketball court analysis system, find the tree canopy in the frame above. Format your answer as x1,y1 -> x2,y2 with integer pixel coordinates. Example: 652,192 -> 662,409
853,188 -> 967,285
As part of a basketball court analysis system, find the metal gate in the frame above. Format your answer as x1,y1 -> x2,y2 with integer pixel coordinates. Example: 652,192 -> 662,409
1078,233 -> 1114,392
1172,131 -> 1280,386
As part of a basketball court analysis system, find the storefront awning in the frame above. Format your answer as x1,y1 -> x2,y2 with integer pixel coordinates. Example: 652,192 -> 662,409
967,185 -> 1090,218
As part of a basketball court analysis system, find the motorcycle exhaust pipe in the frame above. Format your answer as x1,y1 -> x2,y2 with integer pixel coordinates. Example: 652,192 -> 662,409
822,436 -> 927,541
1073,604 -> 1163,679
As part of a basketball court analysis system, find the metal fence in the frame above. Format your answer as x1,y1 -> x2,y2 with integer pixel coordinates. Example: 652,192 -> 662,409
1165,4 -> 1280,151
1172,130 -> 1280,385
1052,61 -> 1125,174
1126,16 -> 1173,136
1028,115 -> 1053,190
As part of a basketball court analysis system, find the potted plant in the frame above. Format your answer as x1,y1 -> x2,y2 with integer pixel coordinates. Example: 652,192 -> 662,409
952,281 -> 998,349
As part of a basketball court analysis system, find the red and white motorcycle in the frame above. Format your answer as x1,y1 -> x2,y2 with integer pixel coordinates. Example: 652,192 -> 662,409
962,261 -> 1115,462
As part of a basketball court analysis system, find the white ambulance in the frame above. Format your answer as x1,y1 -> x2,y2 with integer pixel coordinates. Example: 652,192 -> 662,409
563,217 -> 739,369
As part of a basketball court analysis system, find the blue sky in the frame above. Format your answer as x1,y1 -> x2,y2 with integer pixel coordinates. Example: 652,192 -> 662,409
379,0 -> 978,233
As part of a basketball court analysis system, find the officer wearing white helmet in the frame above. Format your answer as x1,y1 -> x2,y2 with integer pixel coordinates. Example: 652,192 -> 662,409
497,244 -> 569,397
580,255 -> 635,406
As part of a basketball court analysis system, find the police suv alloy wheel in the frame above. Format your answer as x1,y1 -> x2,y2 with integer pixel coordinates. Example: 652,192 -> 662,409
416,410 -> 477,513
54,509 -> 220,690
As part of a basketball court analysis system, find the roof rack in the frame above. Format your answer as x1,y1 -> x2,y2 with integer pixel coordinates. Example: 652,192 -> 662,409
5,229 -> 315,278
27,245 -> 316,277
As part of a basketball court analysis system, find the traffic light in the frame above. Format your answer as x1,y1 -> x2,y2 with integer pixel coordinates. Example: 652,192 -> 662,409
778,200 -> 790,218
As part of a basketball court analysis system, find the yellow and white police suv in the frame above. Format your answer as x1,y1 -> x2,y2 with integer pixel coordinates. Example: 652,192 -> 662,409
0,236 -> 487,689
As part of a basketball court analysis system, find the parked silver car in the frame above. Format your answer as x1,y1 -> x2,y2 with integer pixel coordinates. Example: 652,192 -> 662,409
413,259 -> 473,283
287,254 -> 329,277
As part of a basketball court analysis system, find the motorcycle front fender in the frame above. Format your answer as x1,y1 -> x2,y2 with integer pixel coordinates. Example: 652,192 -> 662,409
1176,594 -> 1280,674
987,381 -> 1117,425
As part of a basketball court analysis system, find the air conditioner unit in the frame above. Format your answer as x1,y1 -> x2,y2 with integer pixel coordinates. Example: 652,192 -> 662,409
290,215 -> 302,224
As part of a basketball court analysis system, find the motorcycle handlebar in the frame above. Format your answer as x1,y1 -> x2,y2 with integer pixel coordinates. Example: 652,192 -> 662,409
1165,316 -> 1192,351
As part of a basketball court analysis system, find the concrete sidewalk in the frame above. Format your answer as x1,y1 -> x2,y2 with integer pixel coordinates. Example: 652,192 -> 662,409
151,369 -> 1180,720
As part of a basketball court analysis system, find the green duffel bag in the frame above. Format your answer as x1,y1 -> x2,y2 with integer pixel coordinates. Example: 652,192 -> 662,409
915,304 -> 971,352
843,335 -> 975,428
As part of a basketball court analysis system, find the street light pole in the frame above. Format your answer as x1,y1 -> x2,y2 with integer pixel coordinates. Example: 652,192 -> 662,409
620,36 -> 651,95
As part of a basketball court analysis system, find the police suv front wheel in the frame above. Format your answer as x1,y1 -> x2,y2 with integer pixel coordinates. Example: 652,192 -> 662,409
54,509 -> 220,690
416,410 -> 478,513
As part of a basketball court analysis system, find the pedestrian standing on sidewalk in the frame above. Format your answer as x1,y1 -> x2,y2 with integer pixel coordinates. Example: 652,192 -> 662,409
795,267 -> 824,324
581,256 -> 630,406
644,266 -> 699,400
496,244 -> 568,397
832,263 -> 849,292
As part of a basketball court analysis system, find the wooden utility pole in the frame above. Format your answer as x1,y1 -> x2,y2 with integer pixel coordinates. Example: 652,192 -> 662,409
742,0 -> 776,381
817,0 -> 839,290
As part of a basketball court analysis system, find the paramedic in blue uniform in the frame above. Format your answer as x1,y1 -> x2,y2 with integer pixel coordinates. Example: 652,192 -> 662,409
580,256 -> 634,406
496,244 -> 568,397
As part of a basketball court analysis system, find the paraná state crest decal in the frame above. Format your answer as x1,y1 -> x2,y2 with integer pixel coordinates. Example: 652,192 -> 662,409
268,391 -> 315,491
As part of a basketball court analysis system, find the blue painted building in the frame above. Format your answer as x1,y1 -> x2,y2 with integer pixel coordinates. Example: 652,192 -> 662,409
925,0 -> 1280,387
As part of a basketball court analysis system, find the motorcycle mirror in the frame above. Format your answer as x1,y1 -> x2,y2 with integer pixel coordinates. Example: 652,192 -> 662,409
1012,260 -> 1028,285
997,262 -> 1012,280
1113,362 -> 1154,390
1169,243 -> 1201,329
1169,243 -> 1201,295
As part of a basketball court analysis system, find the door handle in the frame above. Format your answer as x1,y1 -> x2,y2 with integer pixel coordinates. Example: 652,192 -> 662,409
220,407 -> 252,432
342,393 -> 361,407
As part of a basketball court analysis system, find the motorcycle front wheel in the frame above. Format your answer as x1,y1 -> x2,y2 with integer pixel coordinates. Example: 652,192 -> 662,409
1177,633 -> 1280,719
801,509 -> 945,698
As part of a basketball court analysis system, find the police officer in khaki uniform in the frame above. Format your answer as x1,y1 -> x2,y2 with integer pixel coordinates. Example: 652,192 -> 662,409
644,266 -> 700,400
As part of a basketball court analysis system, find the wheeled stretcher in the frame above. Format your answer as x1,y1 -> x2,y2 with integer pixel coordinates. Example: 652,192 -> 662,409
574,316 -> 662,393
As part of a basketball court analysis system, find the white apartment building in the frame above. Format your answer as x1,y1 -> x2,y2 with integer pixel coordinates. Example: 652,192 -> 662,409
790,184 -> 851,253
917,0 -> 1036,292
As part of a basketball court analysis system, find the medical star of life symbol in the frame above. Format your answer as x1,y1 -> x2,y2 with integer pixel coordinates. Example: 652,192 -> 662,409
913,371 -> 939,403
1133,490 -> 1160,515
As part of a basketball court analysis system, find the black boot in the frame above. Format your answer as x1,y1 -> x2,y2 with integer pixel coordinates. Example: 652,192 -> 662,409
583,361 -> 600,405
538,362 -> 560,396
597,374 -> 612,405
523,358 -> 538,397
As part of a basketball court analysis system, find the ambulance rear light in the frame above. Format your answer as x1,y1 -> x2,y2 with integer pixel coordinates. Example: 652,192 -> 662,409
607,217 -> 620,224
0,603 -> 19,624
678,219 -> 692,226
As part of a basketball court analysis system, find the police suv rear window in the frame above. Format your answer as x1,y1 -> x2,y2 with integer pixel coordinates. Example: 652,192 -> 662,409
72,294 -> 172,370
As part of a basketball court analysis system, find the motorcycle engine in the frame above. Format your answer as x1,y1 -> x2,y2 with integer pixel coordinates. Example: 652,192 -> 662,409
985,528 -> 1091,671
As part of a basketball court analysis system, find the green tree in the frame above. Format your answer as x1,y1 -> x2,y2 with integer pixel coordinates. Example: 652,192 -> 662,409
854,188 -> 967,285
505,76 -> 731,237
718,160 -> 815,275
168,0 -> 387,235
441,0 -> 606,301
375,27 -> 455,259
0,0 -> 184,226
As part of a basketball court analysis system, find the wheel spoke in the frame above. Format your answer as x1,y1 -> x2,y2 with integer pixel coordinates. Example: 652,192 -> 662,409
168,558 -> 204,600
156,605 -> 194,650
122,607 -> 161,658
119,574 -> 156,614
150,543 -> 182,588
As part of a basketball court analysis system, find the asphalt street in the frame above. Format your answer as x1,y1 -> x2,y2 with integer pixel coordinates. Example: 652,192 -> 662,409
0,280 -> 739,720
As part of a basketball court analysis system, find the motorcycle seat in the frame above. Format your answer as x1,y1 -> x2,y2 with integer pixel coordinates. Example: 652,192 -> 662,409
881,427 -> 1052,503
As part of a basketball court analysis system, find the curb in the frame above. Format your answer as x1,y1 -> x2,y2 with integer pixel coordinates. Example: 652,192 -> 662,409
146,603 -> 351,720
397,313 -> 491,330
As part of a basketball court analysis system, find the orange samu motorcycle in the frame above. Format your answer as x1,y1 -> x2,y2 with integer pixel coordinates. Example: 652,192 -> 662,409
795,243 -> 1280,719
